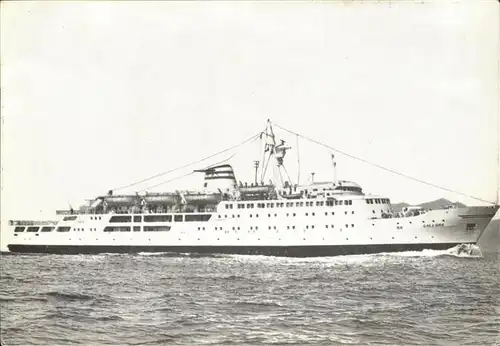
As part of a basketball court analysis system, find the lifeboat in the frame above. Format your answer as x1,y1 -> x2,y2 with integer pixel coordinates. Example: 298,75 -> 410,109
184,193 -> 222,205
280,192 -> 302,200
142,193 -> 179,205
89,198 -> 104,209
239,185 -> 274,195
103,195 -> 138,206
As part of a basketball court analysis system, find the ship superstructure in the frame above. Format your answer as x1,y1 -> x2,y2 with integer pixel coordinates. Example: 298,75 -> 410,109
6,121 -> 498,256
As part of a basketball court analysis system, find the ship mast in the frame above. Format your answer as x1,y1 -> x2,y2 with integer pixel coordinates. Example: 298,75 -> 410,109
259,120 -> 292,189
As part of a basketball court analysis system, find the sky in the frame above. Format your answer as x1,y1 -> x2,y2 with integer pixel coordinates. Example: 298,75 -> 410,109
1,1 -> 499,227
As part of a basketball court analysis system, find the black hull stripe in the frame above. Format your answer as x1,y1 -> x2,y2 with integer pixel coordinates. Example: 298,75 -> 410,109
7,243 -> 472,257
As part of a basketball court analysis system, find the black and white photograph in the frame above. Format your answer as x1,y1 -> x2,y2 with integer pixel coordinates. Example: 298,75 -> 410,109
1,1 -> 499,345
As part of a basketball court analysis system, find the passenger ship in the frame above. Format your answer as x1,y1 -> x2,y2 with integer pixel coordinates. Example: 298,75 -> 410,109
6,121 -> 498,256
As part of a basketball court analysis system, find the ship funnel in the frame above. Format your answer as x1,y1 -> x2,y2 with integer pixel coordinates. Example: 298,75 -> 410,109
195,164 -> 237,194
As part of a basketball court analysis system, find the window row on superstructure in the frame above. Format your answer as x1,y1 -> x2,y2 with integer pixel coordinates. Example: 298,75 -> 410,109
217,209 -> 363,218
366,198 -> 390,204
108,214 -> 211,223
226,199 -> 356,210
104,226 -> 171,232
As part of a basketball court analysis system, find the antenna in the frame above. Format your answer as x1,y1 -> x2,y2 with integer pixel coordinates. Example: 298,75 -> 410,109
311,172 -> 315,183
331,153 -> 338,186
253,161 -> 259,184
296,134 -> 300,185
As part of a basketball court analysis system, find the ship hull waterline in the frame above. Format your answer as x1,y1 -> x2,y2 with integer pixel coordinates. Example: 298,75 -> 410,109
7,242 -> 472,257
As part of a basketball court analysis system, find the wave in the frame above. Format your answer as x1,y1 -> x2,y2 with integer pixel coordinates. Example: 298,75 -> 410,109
44,291 -> 94,302
0,295 -> 47,303
234,300 -> 284,308
137,252 -> 225,258
223,244 -> 483,266
375,244 -> 483,259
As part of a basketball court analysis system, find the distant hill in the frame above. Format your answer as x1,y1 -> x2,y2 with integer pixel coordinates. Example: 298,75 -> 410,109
391,202 -> 410,213
391,198 -> 466,213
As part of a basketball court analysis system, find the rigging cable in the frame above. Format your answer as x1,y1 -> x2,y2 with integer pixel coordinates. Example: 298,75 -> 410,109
141,172 -> 196,191
296,133 -> 300,185
272,122 -> 496,205
140,152 -> 238,192
111,132 -> 262,192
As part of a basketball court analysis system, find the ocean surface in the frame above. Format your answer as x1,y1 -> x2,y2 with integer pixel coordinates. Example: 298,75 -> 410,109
1,245 -> 499,346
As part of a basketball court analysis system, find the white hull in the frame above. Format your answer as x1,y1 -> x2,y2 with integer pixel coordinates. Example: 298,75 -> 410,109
7,203 -> 497,256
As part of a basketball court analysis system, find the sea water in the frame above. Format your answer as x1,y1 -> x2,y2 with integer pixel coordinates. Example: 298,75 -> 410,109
1,245 -> 499,345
